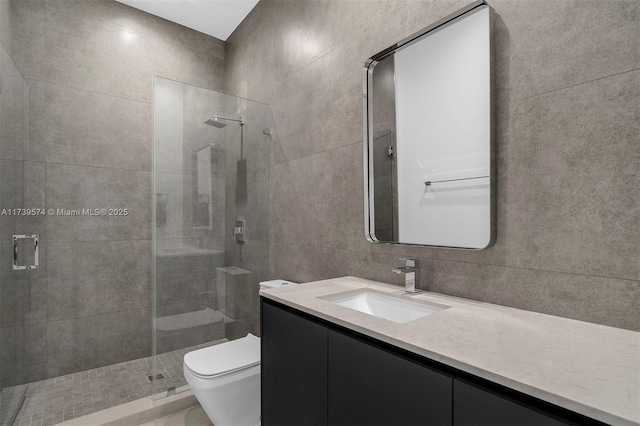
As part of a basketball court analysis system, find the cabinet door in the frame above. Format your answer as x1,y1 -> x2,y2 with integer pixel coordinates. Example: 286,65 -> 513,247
261,300 -> 328,426
453,379 -> 569,426
328,329 -> 453,426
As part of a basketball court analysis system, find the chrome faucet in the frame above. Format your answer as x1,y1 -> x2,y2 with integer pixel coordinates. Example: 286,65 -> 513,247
392,258 -> 421,293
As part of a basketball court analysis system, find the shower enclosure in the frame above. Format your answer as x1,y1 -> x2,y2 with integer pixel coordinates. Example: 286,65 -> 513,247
152,77 -> 271,396
0,74 -> 270,425
0,0 -> 271,423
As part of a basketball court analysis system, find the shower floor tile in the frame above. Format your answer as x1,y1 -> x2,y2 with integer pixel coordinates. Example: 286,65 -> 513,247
4,339 -> 226,426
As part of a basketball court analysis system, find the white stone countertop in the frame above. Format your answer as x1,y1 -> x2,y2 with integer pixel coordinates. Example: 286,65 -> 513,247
259,276 -> 640,426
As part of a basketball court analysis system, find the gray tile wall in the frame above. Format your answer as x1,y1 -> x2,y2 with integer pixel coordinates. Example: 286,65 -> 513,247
0,0 -> 13,392
225,0 -> 639,331
0,36 -> 33,387
1,0 -> 226,386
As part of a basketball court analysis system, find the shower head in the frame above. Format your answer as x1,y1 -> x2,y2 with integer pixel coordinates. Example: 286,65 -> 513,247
205,118 -> 227,128
205,116 -> 244,129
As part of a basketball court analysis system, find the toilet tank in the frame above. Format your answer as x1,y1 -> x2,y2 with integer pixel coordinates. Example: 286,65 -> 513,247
259,279 -> 298,291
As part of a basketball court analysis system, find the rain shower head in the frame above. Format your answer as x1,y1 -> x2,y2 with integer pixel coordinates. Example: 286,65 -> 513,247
205,116 -> 244,128
205,118 -> 227,128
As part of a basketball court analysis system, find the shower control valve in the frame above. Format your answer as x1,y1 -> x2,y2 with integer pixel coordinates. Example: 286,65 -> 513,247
234,219 -> 246,242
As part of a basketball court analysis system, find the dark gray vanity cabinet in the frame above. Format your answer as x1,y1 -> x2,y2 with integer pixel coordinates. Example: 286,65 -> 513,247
261,301 -> 328,426
453,379 -> 568,426
328,329 -> 453,425
261,299 -> 451,426
261,298 -> 606,426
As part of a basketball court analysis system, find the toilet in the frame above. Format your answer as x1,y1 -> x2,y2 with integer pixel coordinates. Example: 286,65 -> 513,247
184,279 -> 297,426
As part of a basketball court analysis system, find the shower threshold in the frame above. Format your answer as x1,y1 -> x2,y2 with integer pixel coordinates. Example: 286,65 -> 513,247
5,339 -> 226,426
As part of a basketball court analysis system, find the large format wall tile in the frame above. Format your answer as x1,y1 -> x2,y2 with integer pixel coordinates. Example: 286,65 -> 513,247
0,242 -> 46,328
0,261 -> 28,330
22,323 -> 47,383
0,0 -> 13,51
271,142 -> 370,253
270,242 -> 349,285
11,0 -> 45,82
0,323 -> 47,387
29,83 -> 152,171
0,159 -> 26,236
45,163 -> 151,241
424,259 -> 640,331
225,239 -> 270,313
270,242 -> 405,287
156,251 -> 223,307
491,0 -> 640,100
45,307 -> 151,378
505,71 -> 639,280
46,240 -> 151,321
41,10 -> 157,102
0,325 -> 21,386
12,0 -> 225,102
0,49 -> 29,161
268,43 -> 364,164
154,104 -> 184,175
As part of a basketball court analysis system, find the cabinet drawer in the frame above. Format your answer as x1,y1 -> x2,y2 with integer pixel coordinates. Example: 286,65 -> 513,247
328,329 -> 453,426
453,379 -> 569,426
261,300 -> 328,426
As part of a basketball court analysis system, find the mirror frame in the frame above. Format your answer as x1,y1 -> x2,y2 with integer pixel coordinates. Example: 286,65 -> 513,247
362,0 -> 494,249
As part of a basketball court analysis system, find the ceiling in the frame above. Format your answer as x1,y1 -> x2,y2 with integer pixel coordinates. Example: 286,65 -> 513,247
114,0 -> 259,41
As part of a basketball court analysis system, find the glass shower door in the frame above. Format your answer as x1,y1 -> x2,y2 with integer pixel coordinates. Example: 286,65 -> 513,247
0,41 -> 36,425
152,77 -> 271,397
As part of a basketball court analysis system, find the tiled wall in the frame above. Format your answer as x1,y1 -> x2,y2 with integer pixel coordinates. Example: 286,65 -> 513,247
0,0 -> 15,392
1,0 -> 225,386
226,0 -> 639,331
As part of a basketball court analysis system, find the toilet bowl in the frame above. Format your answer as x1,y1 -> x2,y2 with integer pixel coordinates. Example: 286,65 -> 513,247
184,334 -> 261,426
183,279 -> 297,426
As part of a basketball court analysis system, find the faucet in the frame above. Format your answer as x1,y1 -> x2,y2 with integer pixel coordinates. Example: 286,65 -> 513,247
392,258 -> 421,294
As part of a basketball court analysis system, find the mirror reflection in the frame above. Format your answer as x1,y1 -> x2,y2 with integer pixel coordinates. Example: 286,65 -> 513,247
364,1 -> 493,249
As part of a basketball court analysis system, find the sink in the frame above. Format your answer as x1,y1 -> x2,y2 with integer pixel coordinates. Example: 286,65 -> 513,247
324,290 -> 446,324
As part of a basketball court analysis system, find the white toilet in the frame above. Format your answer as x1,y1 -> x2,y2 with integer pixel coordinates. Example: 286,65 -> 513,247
183,279 -> 297,426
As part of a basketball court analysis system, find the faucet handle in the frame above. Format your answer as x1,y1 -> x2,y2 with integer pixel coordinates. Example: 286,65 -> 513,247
397,257 -> 419,268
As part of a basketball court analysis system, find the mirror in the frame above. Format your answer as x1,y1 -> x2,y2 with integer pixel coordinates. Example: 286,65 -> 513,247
363,0 -> 493,249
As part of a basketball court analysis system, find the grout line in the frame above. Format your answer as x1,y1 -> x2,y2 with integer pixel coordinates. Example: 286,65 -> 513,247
514,67 -> 640,101
23,78 -> 151,106
42,305 -> 153,323
27,157 -> 152,174
273,139 -> 363,167
16,239 -> 152,244
270,241 -> 640,283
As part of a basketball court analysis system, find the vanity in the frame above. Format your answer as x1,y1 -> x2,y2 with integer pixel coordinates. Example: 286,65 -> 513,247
260,277 -> 639,426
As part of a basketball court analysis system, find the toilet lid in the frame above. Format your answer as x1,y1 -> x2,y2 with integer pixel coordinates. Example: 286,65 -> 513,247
184,334 -> 260,377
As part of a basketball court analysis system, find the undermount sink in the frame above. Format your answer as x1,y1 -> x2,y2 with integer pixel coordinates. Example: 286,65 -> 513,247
324,290 -> 447,324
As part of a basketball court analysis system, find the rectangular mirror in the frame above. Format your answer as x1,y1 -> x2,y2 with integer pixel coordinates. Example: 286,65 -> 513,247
363,0 -> 493,249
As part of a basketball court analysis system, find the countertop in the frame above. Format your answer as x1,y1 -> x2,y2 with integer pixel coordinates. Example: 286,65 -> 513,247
259,276 -> 640,426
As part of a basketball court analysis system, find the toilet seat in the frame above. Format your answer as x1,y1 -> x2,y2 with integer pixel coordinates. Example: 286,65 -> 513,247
184,333 -> 260,379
